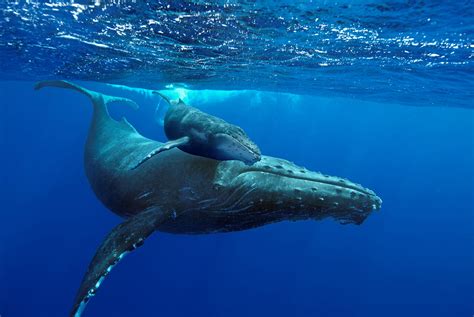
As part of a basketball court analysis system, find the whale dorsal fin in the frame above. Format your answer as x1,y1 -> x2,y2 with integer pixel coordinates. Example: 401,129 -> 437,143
34,80 -> 139,119
70,208 -> 171,317
130,136 -> 190,170
152,91 -> 185,107
152,91 -> 172,105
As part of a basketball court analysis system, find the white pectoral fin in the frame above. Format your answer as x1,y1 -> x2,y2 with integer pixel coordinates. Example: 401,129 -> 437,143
130,136 -> 190,170
70,208 -> 171,317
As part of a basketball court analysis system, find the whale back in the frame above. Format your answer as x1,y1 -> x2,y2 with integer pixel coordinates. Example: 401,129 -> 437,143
35,81 -> 169,215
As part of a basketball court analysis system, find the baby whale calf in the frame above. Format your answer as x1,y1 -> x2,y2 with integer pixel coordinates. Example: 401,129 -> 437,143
131,92 -> 261,169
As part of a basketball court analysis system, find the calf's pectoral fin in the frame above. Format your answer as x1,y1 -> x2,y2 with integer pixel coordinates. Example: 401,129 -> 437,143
130,136 -> 190,170
70,208 -> 170,317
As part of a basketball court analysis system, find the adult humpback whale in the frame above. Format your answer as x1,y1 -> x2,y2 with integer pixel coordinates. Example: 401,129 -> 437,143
35,80 -> 382,317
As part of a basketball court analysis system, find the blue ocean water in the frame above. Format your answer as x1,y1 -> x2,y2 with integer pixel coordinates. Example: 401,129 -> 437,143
1,1 -> 473,317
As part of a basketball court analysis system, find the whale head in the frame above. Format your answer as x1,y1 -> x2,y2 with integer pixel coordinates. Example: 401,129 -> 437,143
201,156 -> 382,231
212,125 -> 261,165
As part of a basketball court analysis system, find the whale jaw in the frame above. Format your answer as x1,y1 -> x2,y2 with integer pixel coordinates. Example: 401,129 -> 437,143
209,156 -> 381,228
213,132 -> 262,165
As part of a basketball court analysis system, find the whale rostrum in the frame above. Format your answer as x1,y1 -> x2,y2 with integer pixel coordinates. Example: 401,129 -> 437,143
34,80 -> 382,317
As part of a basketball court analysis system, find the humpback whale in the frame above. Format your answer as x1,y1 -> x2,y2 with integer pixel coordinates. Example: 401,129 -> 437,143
132,91 -> 261,169
34,80 -> 382,317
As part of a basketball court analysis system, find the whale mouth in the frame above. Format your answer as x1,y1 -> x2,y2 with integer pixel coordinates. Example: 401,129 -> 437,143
239,145 -> 261,164
214,156 -> 382,222
219,133 -> 262,164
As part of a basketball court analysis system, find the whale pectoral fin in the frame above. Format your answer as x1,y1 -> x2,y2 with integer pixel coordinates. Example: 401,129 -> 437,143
130,136 -> 190,170
70,208 -> 170,317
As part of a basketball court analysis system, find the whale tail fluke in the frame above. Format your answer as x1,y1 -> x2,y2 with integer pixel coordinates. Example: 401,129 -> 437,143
34,80 -> 96,98
34,80 -> 139,115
